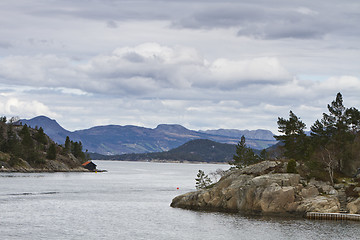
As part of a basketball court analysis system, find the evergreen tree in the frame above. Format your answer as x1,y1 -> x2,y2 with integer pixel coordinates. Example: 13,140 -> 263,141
195,170 -> 212,189
345,107 -> 360,133
64,136 -> 71,153
323,92 -> 348,134
35,127 -> 47,145
311,92 -> 356,172
3,126 -> 20,155
230,135 -> 259,168
21,125 -> 34,150
47,143 -> 57,160
275,111 -> 309,161
71,140 -> 86,160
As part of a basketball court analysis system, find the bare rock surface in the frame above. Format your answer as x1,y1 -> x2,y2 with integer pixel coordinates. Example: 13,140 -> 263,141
347,198 -> 360,214
171,161 -> 340,215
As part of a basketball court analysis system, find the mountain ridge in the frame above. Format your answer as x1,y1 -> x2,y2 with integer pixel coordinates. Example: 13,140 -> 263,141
91,139 -> 238,162
20,116 -> 277,155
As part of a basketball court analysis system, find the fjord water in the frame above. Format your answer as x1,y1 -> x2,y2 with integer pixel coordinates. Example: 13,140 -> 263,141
1,161 -> 359,240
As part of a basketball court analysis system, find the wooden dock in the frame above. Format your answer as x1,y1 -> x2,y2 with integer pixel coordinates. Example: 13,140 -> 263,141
306,212 -> 360,221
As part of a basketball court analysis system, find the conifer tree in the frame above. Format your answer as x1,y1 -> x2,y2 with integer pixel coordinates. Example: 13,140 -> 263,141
195,170 -> 212,189
64,136 -> 71,153
47,143 -> 57,160
35,127 -> 47,145
311,92 -> 356,171
230,135 -> 259,168
275,111 -> 309,161
21,125 -> 34,150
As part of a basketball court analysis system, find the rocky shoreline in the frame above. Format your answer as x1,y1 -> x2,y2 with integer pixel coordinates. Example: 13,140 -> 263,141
0,157 -> 91,173
171,161 -> 360,216
0,167 -> 89,173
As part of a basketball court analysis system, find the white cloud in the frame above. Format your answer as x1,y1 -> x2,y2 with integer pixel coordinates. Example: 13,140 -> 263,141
296,7 -> 318,16
206,57 -> 291,89
0,97 -> 58,119
316,76 -> 360,92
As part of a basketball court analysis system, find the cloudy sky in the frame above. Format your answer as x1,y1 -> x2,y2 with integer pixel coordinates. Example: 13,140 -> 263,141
0,0 -> 359,133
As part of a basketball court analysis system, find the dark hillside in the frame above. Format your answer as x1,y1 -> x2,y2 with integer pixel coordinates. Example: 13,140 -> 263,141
91,139 -> 237,163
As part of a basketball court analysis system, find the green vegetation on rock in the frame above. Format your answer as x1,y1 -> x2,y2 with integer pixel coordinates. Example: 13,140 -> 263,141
229,135 -> 261,168
0,118 -> 90,172
275,92 -> 360,184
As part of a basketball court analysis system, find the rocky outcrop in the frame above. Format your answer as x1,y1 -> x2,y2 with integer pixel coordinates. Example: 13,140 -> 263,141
171,161 -> 340,215
347,198 -> 360,214
0,153 -> 90,173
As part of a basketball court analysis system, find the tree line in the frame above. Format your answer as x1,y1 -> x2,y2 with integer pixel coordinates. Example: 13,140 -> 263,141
197,92 -> 360,189
0,118 -> 89,168
274,92 -> 360,183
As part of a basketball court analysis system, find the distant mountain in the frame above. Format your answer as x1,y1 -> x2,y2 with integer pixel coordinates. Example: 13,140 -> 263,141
20,116 -> 278,155
19,116 -> 81,143
91,139 -> 238,163
199,129 -> 275,141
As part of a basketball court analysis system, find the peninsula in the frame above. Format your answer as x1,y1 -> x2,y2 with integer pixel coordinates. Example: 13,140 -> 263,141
171,93 -> 360,217
0,117 -> 91,172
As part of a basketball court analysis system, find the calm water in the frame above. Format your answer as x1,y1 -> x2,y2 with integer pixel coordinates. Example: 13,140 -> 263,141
1,161 -> 360,240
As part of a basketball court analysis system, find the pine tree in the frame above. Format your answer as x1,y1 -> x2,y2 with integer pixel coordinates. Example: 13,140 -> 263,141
311,92 -> 356,172
35,127 -> 48,145
230,135 -> 259,168
275,111 -> 309,161
195,170 -> 212,190
47,143 -> 57,160
20,125 -> 34,154
64,136 -> 71,153
345,107 -> 360,133
3,126 -> 20,155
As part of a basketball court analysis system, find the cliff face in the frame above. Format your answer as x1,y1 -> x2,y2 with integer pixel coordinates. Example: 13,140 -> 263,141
171,161 -> 341,215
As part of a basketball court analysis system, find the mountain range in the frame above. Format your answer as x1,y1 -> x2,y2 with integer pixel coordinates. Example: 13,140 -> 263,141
91,139 -> 238,162
20,116 -> 277,155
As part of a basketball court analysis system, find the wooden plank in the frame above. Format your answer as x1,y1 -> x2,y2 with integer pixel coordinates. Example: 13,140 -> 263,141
306,212 -> 360,221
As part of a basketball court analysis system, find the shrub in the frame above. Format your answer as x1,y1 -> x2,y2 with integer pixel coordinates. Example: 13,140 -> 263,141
287,159 -> 297,173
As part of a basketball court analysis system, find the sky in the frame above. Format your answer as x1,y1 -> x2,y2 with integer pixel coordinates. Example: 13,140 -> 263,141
0,0 -> 359,133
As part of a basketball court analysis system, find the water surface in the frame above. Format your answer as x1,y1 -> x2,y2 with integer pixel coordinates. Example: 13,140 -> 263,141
1,161 -> 359,239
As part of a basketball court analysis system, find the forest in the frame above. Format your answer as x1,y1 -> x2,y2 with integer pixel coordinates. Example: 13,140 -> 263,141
0,117 -> 89,171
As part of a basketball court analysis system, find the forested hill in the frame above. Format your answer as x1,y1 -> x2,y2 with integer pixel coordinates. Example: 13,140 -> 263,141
0,118 -> 89,172
90,139 -> 239,163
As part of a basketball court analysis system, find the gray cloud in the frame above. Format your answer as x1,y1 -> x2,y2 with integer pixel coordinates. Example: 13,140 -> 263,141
0,41 -> 12,49
3,0 -> 360,41
106,20 -> 118,29
0,43 -> 293,96
0,0 -> 359,132
172,1 -> 360,40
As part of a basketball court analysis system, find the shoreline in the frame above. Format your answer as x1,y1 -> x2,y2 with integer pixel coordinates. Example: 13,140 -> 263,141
0,167 -> 91,173
92,159 -> 229,165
